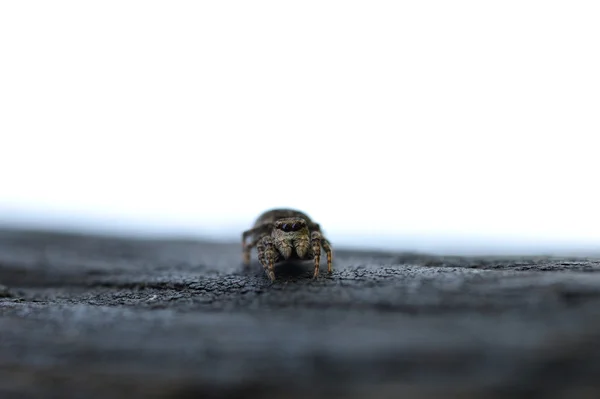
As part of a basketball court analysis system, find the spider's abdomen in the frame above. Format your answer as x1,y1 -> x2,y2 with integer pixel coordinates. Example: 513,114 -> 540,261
252,208 -> 314,228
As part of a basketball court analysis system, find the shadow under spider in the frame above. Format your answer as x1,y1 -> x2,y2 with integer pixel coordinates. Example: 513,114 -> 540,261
241,260 -> 314,280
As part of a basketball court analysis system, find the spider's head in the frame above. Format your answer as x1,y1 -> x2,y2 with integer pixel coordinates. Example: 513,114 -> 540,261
272,217 -> 310,260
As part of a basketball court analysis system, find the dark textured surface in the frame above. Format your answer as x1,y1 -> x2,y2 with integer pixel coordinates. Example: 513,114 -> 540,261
2,228 -> 600,398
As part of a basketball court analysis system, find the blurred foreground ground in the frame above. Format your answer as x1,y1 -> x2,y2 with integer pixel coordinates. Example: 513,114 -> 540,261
1,228 -> 600,398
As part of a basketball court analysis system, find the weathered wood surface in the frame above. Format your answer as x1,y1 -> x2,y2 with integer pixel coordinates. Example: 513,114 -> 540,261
1,229 -> 600,398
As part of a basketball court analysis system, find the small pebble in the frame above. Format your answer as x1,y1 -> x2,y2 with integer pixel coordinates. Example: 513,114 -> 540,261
0,284 -> 13,298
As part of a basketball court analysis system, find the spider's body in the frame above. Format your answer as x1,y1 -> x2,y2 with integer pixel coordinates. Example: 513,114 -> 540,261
242,208 -> 333,281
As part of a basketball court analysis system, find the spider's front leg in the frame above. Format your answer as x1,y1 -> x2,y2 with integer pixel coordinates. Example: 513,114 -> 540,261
241,223 -> 272,266
257,235 -> 279,281
310,231 -> 333,278
322,237 -> 333,274
310,231 -> 322,278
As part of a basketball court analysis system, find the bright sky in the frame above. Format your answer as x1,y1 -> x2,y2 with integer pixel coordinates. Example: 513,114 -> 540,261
1,1 -> 599,253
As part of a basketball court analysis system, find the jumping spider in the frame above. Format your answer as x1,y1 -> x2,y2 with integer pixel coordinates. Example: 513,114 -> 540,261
242,208 -> 333,281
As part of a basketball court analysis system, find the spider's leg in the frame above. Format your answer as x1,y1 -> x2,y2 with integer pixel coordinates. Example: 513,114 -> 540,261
242,223 -> 273,266
242,236 -> 264,266
257,235 -> 279,281
322,237 -> 333,274
308,222 -> 322,232
310,231 -> 323,279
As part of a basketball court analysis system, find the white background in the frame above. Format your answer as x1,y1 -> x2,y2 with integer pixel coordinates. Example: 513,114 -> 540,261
1,1 -> 599,254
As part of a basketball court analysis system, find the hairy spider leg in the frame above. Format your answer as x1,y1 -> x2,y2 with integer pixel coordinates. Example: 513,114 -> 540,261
310,231 -> 323,278
257,235 -> 279,281
308,225 -> 333,277
322,237 -> 333,273
241,223 -> 273,266
243,236 -> 264,266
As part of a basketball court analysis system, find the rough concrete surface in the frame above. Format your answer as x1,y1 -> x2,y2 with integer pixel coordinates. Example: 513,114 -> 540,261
1,228 -> 600,399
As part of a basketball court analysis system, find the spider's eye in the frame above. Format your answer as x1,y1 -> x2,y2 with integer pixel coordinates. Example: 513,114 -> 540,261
282,223 -> 290,232
291,222 -> 298,231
